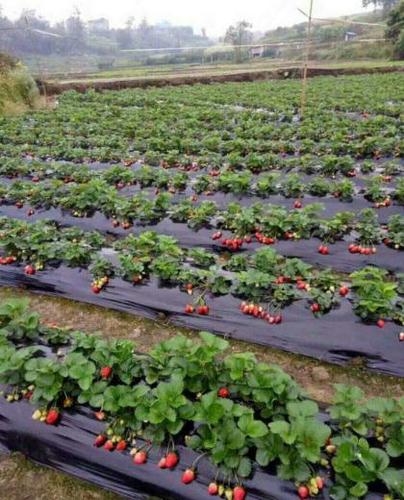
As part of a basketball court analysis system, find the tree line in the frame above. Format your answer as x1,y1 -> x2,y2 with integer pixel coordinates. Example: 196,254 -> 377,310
0,7 -> 210,57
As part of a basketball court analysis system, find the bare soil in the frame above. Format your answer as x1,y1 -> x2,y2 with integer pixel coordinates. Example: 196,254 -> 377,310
40,65 -> 404,95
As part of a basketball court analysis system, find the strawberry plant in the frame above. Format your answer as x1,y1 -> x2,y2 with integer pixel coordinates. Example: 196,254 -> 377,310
350,267 -> 398,322
256,173 -> 280,196
385,215 -> 404,250
330,436 -> 396,499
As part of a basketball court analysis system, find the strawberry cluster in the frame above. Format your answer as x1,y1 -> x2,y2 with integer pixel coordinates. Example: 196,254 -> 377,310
91,276 -> 109,294
222,238 -> 243,251
184,303 -> 209,315
348,244 -> 377,255
374,198 -> 391,209
240,302 -> 282,324
0,255 -> 16,265
255,232 -> 275,245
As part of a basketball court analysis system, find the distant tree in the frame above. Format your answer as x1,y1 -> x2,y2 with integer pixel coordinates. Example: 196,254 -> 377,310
385,0 -> 404,58
0,8 -> 212,59
224,21 -> 253,63
362,0 -> 399,12
65,8 -> 86,54
137,18 -> 152,48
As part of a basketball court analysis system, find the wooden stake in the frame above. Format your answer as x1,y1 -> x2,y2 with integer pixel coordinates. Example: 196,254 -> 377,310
300,0 -> 314,117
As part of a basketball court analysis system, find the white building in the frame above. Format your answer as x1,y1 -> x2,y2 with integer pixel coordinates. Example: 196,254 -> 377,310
249,46 -> 264,58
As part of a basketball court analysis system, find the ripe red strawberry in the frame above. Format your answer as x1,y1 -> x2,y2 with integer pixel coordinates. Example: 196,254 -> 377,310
315,476 -> 325,489
377,319 -> 385,329
211,231 -> 222,240
165,452 -> 179,468
45,408 -> 60,425
103,439 -> 115,451
95,410 -> 105,421
208,482 -> 219,495
24,265 -> 36,276
348,244 -> 359,254
116,440 -> 127,452
184,304 -> 194,314
294,200 -> 302,209
158,457 -> 167,469
27,209 -> 35,216
298,485 -> 309,499
218,387 -> 230,398
311,303 -> 320,313
318,245 -> 329,255
233,485 -> 246,500
94,434 -> 107,447
133,450 -> 147,464
181,468 -> 195,484
100,366 -> 112,379
339,286 -> 349,297
297,281 -> 307,290
92,286 -> 101,294
399,332 -> 404,342
274,314 -> 282,324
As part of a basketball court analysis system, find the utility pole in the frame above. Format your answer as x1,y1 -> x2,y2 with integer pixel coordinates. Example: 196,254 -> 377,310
300,0 -> 314,117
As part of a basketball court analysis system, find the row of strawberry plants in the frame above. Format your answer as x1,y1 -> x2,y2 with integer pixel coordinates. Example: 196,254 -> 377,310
59,74 -> 403,116
0,217 -> 402,327
0,75 -> 402,164
1,158 -> 402,205
0,298 -> 403,499
0,114 -> 400,165
0,178 -> 403,250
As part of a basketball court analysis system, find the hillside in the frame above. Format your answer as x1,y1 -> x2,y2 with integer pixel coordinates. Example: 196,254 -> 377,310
259,9 -> 391,61
0,53 -> 40,115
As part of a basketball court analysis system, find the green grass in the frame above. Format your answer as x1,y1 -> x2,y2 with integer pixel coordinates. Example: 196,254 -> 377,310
46,58 -> 404,85
0,65 -> 41,116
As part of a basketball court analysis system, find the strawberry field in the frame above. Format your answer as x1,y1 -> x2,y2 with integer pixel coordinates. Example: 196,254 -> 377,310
0,73 -> 403,498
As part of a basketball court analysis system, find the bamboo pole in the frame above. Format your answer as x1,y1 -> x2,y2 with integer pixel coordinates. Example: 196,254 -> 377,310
300,0 -> 314,117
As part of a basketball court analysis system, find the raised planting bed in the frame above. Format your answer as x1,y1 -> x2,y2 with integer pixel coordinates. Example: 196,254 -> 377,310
0,299 -> 403,499
0,218 -> 402,376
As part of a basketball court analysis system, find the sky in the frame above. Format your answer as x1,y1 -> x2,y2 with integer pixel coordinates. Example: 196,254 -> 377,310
0,0 -> 373,37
